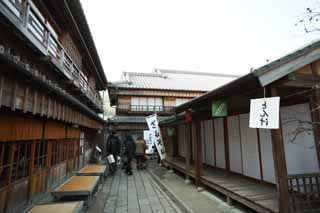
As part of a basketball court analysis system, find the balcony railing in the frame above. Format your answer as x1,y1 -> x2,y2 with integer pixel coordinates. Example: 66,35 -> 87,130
118,105 -> 175,114
288,173 -> 320,212
0,0 -> 103,111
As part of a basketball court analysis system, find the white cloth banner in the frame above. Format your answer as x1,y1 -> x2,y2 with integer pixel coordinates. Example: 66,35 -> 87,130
249,97 -> 280,129
144,130 -> 154,154
146,114 -> 166,160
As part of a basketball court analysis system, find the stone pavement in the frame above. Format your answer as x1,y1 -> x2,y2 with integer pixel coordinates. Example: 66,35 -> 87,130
87,161 -> 248,213
88,163 -> 184,213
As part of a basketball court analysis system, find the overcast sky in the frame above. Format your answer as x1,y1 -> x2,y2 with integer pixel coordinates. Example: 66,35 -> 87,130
82,0 -> 320,82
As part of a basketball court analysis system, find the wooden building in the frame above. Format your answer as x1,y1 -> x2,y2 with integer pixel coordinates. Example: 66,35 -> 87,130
160,41 -> 320,213
0,0 -> 107,212
108,69 -> 238,140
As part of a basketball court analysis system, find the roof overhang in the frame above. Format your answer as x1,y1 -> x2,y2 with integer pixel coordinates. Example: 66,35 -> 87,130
176,40 -> 320,113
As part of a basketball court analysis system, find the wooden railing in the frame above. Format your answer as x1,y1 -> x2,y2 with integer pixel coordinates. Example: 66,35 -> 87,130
118,105 -> 175,113
288,173 -> 320,212
0,0 -> 103,111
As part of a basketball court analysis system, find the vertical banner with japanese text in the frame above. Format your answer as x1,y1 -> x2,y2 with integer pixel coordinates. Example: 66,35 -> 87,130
146,114 -> 166,160
249,97 -> 280,129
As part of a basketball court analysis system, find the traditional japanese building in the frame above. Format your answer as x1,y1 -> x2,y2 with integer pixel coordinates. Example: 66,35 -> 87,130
0,0 -> 107,212
107,69 -> 238,140
160,40 -> 320,213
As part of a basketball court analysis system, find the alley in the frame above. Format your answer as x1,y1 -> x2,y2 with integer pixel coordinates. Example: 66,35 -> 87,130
87,161 -> 246,213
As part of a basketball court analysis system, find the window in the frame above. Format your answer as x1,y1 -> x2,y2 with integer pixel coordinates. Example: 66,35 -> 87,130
131,97 -> 163,112
34,141 -> 47,171
176,98 -> 191,106
0,144 -> 11,187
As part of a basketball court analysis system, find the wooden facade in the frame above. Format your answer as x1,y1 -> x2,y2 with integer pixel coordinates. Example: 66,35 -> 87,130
0,0 -> 107,212
161,46 -> 320,212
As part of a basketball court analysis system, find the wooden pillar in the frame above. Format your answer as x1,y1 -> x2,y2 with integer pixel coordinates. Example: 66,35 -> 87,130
27,141 -> 36,202
185,123 -> 192,183
270,86 -> 290,213
223,117 -> 230,172
4,143 -> 16,211
193,120 -> 203,187
310,63 -> 320,168
172,125 -> 179,159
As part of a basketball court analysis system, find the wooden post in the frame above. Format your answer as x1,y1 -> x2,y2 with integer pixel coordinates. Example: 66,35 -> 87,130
223,117 -> 230,172
4,143 -> 15,211
310,63 -> 320,169
185,123 -> 192,184
193,119 -> 203,187
270,86 -> 290,213
27,141 -> 36,202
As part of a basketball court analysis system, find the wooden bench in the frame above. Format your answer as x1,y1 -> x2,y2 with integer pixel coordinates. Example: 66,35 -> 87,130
52,176 -> 99,206
76,165 -> 107,177
27,201 -> 84,213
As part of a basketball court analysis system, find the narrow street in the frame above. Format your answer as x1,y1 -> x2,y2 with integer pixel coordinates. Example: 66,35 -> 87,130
88,161 -> 247,213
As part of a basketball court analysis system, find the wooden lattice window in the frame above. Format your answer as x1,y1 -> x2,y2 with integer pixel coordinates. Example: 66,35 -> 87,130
12,142 -> 31,182
51,141 -> 59,166
0,143 -> 11,187
34,141 -> 47,171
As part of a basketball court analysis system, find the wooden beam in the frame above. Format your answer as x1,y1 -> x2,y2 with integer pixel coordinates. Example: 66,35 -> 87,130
270,86 -> 290,213
0,75 -> 4,108
281,73 -> 320,88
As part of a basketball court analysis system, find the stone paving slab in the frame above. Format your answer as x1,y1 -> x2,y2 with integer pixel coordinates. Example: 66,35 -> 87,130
97,164 -> 181,213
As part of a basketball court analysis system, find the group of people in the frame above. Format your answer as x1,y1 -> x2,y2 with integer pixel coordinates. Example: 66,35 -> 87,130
106,131 -> 149,176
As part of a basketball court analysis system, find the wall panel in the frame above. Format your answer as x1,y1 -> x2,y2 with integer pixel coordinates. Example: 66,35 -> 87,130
227,115 -> 242,174
239,114 -> 261,180
214,118 -> 225,169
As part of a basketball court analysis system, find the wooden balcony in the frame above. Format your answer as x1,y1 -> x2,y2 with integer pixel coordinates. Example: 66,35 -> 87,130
117,105 -> 175,115
0,0 -> 103,112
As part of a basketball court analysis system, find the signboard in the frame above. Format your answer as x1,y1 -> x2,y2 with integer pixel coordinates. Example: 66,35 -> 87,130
212,100 -> 227,117
146,114 -> 166,160
249,97 -> 280,129
143,130 -> 154,154
167,127 -> 175,136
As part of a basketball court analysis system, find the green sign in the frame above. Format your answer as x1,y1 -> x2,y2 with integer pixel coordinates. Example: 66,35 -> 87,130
167,127 -> 176,136
212,100 -> 227,117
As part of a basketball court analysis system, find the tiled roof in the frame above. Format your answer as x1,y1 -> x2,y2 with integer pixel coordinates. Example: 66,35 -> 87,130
109,69 -> 239,92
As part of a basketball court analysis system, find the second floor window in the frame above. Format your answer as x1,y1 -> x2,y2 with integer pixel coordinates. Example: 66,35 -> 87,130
131,97 -> 163,112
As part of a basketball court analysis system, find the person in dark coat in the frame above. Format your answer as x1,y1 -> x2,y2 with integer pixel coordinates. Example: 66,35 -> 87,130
106,131 -> 120,174
124,135 -> 136,175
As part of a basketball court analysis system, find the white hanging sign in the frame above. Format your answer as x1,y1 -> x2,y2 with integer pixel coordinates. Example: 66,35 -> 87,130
249,97 -> 280,129
146,114 -> 166,160
144,130 -> 154,154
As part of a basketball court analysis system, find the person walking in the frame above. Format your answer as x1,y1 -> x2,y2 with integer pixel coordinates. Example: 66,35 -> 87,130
135,136 -> 147,169
124,134 -> 135,175
106,131 -> 120,174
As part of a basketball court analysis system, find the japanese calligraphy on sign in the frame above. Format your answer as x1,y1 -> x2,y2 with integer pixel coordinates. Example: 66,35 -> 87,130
249,97 -> 280,129
146,114 -> 166,160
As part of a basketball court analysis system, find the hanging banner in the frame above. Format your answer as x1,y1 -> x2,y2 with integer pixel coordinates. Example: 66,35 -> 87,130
146,114 -> 166,160
212,100 -> 227,117
249,97 -> 280,129
143,130 -> 154,154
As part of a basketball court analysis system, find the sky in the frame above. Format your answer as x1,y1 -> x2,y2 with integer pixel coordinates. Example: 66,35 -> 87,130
82,0 -> 320,82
